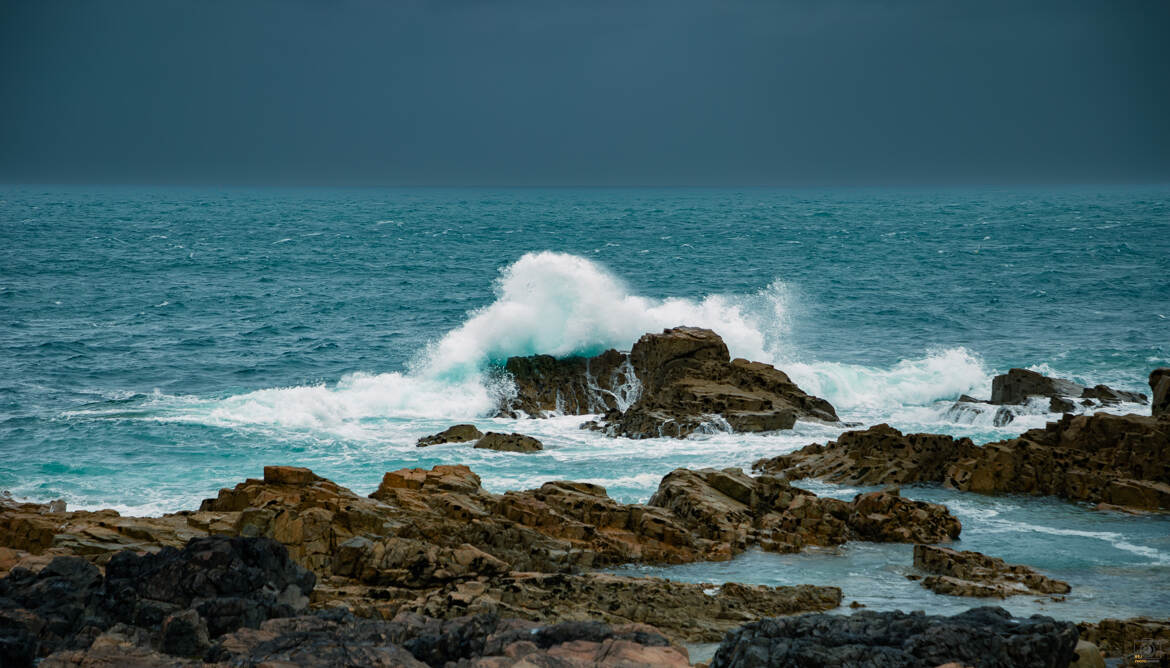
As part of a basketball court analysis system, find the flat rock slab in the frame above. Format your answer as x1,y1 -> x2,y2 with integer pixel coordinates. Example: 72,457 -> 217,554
474,432 -> 543,452
417,424 -> 484,447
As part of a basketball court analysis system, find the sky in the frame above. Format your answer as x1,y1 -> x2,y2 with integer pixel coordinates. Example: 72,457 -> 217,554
1,0 -> 1168,187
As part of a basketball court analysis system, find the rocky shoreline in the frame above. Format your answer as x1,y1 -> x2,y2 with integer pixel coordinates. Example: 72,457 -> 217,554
2,327 -> 1167,666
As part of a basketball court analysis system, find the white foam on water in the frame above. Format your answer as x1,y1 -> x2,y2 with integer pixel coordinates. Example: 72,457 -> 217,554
132,251 -> 1001,439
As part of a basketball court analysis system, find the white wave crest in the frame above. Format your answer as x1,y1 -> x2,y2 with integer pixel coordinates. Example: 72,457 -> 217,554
145,252 -> 996,433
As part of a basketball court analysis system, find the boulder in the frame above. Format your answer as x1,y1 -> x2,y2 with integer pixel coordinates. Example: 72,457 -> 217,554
498,327 -> 837,438
710,606 -> 1080,668
417,424 -> 484,447
912,544 -> 1070,598
473,432 -> 543,453
991,368 -> 1086,405
1152,368 -> 1170,418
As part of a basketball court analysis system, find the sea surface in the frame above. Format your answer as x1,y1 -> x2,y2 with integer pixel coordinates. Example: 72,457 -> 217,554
1,184 -> 1168,622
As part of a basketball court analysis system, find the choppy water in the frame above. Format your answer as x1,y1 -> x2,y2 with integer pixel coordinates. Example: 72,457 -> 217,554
1,184 -> 1168,621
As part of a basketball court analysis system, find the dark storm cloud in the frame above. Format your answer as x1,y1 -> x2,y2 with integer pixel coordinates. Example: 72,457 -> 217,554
1,0 -> 1167,186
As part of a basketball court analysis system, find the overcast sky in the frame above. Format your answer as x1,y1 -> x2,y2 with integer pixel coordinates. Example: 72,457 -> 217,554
1,0 -> 1167,186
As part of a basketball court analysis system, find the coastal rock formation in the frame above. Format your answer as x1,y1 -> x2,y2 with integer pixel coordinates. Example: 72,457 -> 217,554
757,412 -> 1170,510
0,535 -> 314,665
911,544 -> 1071,598
1077,616 -> 1170,658
3,464 -> 872,646
416,424 -> 483,447
40,610 -> 693,667
710,606 -> 1081,668
647,467 -> 960,554
943,369 -> 1149,425
1152,368 -> 1170,418
473,432 -> 543,452
754,424 -> 979,485
499,327 -> 838,438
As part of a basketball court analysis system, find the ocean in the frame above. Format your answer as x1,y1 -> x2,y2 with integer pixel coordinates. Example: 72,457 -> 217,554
1,184 -> 1168,621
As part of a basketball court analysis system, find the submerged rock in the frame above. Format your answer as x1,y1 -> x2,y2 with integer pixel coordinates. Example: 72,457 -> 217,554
711,606 -> 1080,668
756,412 -> 1170,511
473,431 -> 543,452
499,327 -> 837,438
416,424 -> 484,447
912,544 -> 1070,598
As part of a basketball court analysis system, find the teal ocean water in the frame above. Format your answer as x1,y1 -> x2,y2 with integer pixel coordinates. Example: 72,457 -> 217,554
2,184 -> 1168,620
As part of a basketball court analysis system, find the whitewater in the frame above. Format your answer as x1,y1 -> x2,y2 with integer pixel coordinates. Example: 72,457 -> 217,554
1,184 -> 1167,622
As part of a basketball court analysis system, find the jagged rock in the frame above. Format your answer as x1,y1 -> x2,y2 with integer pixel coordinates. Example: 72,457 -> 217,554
912,544 -> 1070,598
647,467 -> 960,554
500,349 -> 639,417
0,536 -> 314,666
417,424 -> 484,447
1081,385 -> 1147,405
396,573 -> 842,643
499,327 -> 837,438
711,606 -> 1080,668
992,368 -> 1087,405
1077,617 -> 1170,658
756,414 -> 1170,511
1152,368 -> 1170,418
948,412 -> 1170,510
473,432 -> 543,452
754,424 -> 979,485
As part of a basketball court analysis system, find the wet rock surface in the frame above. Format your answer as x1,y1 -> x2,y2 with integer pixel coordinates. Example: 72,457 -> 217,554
473,432 -> 543,452
416,424 -> 484,447
711,606 -> 1081,668
500,327 -> 838,437
911,544 -> 1071,598
757,412 -> 1170,510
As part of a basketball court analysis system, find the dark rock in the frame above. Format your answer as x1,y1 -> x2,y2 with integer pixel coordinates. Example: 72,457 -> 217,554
473,432 -> 543,452
991,368 -> 1084,405
912,544 -> 1071,598
1077,617 -> 1170,658
1050,396 -> 1076,413
158,610 -> 208,657
416,424 -> 484,447
499,349 -> 638,417
1081,385 -> 1147,405
498,327 -> 837,438
711,606 -> 1080,668
1151,368 -> 1170,419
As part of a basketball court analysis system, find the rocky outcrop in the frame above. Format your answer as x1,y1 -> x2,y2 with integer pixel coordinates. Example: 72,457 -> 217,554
416,424 -> 483,447
711,606 -> 1080,668
1077,616 -> 1170,658
992,368 -> 1089,405
754,423 -> 979,485
473,432 -> 543,452
911,544 -> 1070,598
756,413 -> 1170,510
500,327 -> 837,438
41,610 -> 693,667
943,369 -> 1148,426
1152,368 -> 1170,418
647,467 -> 960,554
0,536 -> 314,666
499,349 -> 639,416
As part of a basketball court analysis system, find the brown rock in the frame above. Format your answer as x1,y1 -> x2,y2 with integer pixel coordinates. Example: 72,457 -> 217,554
753,423 -> 979,485
416,424 -> 484,447
1152,368 -> 1170,419
755,413 -> 1170,511
498,327 -> 837,438
912,544 -> 1070,598
474,432 -> 543,453
1077,617 -> 1170,658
